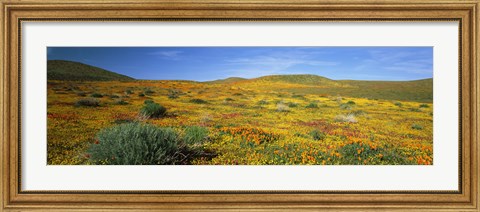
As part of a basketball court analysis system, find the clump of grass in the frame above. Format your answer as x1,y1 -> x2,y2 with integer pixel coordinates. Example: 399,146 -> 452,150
276,102 -> 290,112
351,110 -> 366,116
346,100 -> 356,105
168,89 -> 181,99
334,114 -> 357,123
90,93 -> 103,98
190,98 -> 208,104
291,94 -> 305,99
309,129 -> 326,141
411,124 -> 423,130
257,100 -> 268,105
224,98 -> 234,102
114,99 -> 128,105
75,98 -> 100,107
288,102 -> 298,108
138,93 -> 145,97
144,88 -> 155,95
409,108 -> 421,112
140,101 -> 167,118
394,101 -> 403,107
76,91 -> 87,97
109,94 -> 120,99
125,89 -> 134,95
419,104 -> 429,108
183,126 -> 209,147
305,102 -> 319,108
86,123 -> 184,165
339,103 -> 352,110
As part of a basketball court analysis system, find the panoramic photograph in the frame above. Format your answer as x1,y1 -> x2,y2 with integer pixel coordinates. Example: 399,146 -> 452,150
47,47 -> 433,165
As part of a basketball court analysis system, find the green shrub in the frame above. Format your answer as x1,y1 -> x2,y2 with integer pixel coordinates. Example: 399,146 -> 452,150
190,98 -> 208,104
346,100 -> 356,105
339,103 -> 352,110
410,108 -> 421,112
224,98 -> 234,102
140,102 -> 167,118
287,102 -> 298,108
114,99 -> 128,105
257,100 -> 268,105
144,88 -> 155,95
168,89 -> 181,99
125,89 -> 134,95
75,98 -> 100,107
411,124 -> 423,130
334,114 -> 357,123
76,91 -> 87,97
109,94 -> 120,99
138,93 -> 145,97
305,102 -> 318,108
419,104 -> 429,108
309,129 -> 326,141
90,93 -> 103,98
276,102 -> 290,112
394,102 -> 403,107
184,126 -> 209,147
86,123 -> 183,165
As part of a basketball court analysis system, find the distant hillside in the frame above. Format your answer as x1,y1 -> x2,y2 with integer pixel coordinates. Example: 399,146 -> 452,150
253,74 -> 347,87
207,77 -> 247,84
47,60 -> 134,81
210,74 -> 433,102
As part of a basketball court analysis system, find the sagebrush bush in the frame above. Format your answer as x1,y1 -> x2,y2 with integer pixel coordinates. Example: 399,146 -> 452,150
76,91 -> 87,97
75,98 -> 100,107
309,129 -> 326,141
276,102 -> 289,112
257,100 -> 268,105
144,88 -> 155,95
346,100 -> 356,105
411,124 -> 423,130
288,102 -> 298,108
140,102 -> 167,118
168,89 -> 181,99
190,98 -> 208,104
90,93 -> 103,98
86,123 -> 183,165
110,94 -> 120,99
114,99 -> 128,105
305,102 -> 318,108
419,104 -> 429,108
339,103 -> 352,110
334,114 -> 357,123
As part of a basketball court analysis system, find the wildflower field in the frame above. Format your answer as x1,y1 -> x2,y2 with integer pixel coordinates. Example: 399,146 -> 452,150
47,75 -> 433,165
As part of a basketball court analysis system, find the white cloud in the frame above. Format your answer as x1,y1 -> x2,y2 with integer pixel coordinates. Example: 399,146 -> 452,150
148,50 -> 183,59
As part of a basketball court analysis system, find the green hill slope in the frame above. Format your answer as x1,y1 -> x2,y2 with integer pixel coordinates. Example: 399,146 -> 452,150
207,77 -> 247,84
211,74 -> 433,102
47,60 -> 134,81
254,74 -> 346,87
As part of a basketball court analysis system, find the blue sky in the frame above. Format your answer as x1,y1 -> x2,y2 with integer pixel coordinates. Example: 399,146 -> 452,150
47,47 -> 433,81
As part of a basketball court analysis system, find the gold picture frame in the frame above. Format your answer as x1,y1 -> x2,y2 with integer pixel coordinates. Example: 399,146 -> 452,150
1,0 -> 478,211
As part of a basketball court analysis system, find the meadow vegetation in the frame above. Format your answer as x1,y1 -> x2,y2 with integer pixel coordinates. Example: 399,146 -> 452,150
48,74 -> 433,165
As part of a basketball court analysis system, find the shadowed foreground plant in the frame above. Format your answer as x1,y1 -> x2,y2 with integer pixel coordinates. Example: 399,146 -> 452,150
87,123 -> 184,165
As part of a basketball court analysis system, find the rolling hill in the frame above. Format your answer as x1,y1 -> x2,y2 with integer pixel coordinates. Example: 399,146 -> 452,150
47,60 -> 134,81
209,74 -> 433,102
